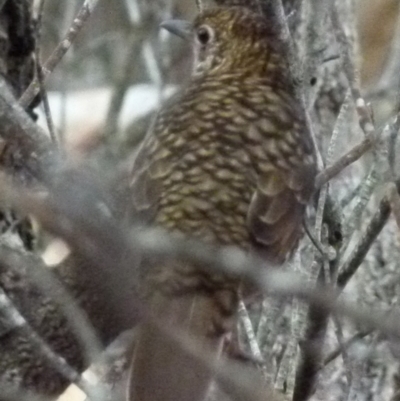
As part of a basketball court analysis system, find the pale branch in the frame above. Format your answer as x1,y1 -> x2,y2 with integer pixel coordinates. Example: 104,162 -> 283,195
337,196 -> 391,289
255,297 -> 281,384
103,34 -> 145,140
238,300 -> 263,363
315,137 -> 373,188
342,162 -> 379,240
275,251 -> 305,396
387,183 -> 400,230
331,0 -> 376,140
2,176 -> 400,364
323,331 -> 371,367
237,301 -> 271,384
332,315 -> 353,398
312,91 -> 350,271
19,0 -> 101,109
0,77 -> 54,181
302,0 -> 330,109
274,304 -> 299,395
292,93 -> 352,401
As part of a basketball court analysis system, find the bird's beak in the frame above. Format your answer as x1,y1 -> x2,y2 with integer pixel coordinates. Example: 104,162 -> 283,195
160,19 -> 192,40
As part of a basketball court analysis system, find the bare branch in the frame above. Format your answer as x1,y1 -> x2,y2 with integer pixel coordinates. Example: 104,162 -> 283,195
1,175 -> 400,350
337,196 -> 391,289
331,0 -> 376,140
19,0 -> 101,109
315,137 -> 374,188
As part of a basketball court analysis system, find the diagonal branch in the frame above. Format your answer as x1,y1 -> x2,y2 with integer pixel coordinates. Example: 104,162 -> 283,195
19,0 -> 101,109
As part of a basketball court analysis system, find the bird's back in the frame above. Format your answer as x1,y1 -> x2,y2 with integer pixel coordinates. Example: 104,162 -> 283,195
131,71 -> 315,260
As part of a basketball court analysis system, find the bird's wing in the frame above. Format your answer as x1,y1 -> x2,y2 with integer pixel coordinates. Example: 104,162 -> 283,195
127,115 -> 170,225
247,121 -> 316,264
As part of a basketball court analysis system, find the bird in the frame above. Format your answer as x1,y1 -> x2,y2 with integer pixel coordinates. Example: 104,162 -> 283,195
127,5 -> 316,401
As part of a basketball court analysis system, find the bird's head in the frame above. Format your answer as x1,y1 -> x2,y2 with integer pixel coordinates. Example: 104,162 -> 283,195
161,7 -> 279,77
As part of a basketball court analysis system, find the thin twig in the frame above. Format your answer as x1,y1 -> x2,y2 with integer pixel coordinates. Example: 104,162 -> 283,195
387,183 -> 400,230
237,300 -> 270,381
34,0 -> 58,143
238,300 -> 263,362
337,197 -> 391,289
315,137 -> 374,188
331,0 -> 376,141
3,175 -> 400,345
19,0 -> 101,109
323,331 -> 371,367
332,315 -> 353,399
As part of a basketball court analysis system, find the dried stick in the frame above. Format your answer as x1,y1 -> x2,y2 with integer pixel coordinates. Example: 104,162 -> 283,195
3,175 -> 400,346
315,137 -> 374,188
337,196 -> 391,289
238,300 -> 263,363
34,0 -> 58,144
387,183 -> 400,230
19,0 -> 101,109
331,0 -> 376,140
332,315 -> 353,399
323,331 -> 371,367
0,77 -> 54,181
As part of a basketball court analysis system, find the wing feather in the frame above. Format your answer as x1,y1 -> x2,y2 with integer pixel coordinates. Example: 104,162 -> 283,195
247,128 -> 316,264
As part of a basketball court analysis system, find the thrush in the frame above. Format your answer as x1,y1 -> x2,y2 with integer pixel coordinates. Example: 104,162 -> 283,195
127,5 -> 316,401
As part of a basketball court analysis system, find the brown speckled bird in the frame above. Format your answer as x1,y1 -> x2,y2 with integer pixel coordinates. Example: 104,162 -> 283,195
128,5 -> 316,401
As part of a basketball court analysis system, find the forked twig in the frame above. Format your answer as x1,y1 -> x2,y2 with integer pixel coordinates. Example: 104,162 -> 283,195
19,0 -> 101,109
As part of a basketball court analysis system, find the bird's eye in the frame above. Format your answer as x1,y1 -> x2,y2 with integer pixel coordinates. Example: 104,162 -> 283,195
196,25 -> 213,45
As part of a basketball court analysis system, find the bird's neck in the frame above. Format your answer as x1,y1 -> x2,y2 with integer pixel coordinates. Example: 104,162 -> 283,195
193,51 -> 291,87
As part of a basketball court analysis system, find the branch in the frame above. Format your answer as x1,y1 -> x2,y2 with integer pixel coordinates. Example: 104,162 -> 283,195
0,77 -> 54,180
19,0 -> 101,109
2,175 -> 400,344
337,196 -> 391,289
315,137 -> 374,188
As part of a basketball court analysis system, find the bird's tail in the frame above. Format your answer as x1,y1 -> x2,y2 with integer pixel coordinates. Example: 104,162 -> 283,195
128,285 -> 238,401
